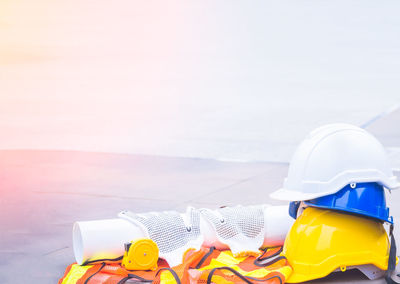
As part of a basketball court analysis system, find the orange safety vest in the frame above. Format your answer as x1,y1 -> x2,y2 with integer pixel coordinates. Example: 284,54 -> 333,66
58,246 -> 291,284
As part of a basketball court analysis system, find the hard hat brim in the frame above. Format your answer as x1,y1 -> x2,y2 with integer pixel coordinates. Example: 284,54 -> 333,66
270,176 -> 400,202
269,188 -> 325,201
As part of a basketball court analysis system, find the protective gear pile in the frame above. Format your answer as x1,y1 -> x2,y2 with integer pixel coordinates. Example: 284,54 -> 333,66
271,123 -> 400,283
60,123 -> 400,283
58,246 -> 292,284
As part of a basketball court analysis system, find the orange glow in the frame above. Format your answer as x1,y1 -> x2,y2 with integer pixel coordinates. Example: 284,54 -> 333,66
0,0 -> 186,154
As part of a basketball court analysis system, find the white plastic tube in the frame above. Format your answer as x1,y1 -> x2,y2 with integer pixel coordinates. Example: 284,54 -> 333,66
263,205 -> 294,246
73,218 -> 145,265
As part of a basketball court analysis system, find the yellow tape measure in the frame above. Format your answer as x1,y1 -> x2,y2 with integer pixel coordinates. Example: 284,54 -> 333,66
122,239 -> 159,271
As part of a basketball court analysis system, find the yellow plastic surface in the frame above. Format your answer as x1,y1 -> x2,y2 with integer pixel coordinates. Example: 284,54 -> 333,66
61,264 -> 93,284
283,207 -> 389,283
197,250 -> 292,279
122,238 -> 159,271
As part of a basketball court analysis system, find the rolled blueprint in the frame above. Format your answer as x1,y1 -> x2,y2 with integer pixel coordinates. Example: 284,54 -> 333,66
73,218 -> 145,265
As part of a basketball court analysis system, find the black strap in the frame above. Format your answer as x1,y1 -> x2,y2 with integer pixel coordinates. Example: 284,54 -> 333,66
116,277 -> 131,284
195,246 -> 215,269
82,255 -> 123,266
117,268 -> 181,283
254,255 -> 287,268
254,247 -> 284,267
206,266 -> 283,284
153,267 -> 181,284
84,262 -> 106,284
117,273 -> 153,284
126,273 -> 152,282
385,224 -> 400,283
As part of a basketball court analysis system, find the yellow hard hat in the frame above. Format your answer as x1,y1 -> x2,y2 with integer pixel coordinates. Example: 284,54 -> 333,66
283,207 -> 389,283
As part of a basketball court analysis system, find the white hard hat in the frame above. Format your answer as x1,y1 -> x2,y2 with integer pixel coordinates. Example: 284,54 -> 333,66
270,123 -> 400,201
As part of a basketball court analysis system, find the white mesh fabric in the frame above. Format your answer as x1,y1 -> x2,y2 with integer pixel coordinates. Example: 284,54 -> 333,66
200,205 -> 266,256
118,207 -> 203,267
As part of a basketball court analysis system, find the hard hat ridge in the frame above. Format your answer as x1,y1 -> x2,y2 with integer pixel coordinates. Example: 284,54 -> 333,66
270,123 -> 400,201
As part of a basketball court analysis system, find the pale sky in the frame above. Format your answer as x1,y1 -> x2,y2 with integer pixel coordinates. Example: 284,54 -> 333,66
1,0 -> 400,162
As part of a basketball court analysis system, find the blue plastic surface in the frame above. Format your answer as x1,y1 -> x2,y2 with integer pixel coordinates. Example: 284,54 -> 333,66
303,182 -> 392,223
289,201 -> 300,219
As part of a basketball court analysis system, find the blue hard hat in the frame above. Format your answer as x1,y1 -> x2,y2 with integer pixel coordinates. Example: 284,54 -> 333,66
288,201 -> 301,220
300,182 -> 392,223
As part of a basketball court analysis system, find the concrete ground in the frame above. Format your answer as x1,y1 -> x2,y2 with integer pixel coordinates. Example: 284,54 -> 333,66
1,110 -> 400,283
